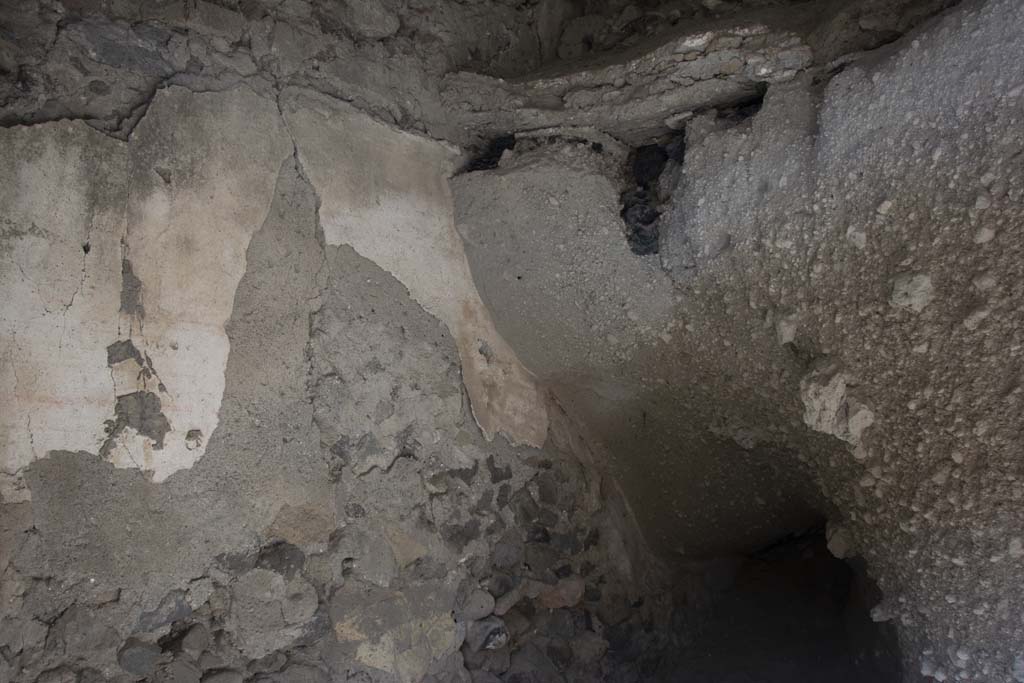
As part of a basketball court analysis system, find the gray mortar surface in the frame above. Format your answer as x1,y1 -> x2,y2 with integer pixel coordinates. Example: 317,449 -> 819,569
3,0 -> 1024,682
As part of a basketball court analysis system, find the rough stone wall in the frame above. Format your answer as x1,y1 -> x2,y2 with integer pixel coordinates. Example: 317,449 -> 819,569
0,0 -> 548,142
452,0 -> 1024,680
0,0 -> 956,148
452,136 -> 826,561
1,83 -> 671,683
3,0 -> 1023,681
661,2 -> 1024,679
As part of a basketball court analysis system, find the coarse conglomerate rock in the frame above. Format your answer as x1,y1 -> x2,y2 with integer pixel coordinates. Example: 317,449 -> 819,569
453,0 -> 1024,680
659,2 -> 1024,678
2,0 -> 1023,682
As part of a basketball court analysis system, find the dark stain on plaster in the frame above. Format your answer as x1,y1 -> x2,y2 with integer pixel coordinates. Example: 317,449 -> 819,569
120,258 -> 145,318
107,339 -> 144,366
100,391 -> 171,456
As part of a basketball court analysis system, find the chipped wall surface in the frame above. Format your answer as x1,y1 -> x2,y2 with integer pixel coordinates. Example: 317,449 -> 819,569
1,72 -> 667,683
281,88 -> 548,448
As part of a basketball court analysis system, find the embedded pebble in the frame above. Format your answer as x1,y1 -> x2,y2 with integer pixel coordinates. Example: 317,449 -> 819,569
890,273 -> 934,313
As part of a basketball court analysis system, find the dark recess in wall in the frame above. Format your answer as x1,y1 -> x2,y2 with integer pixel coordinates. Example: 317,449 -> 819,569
620,134 -> 684,256
655,527 -> 902,682
715,82 -> 768,124
465,134 -> 517,172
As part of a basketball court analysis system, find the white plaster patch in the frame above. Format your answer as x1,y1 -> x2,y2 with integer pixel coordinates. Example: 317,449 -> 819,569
1,87 -> 291,497
122,86 -> 292,481
0,122 -> 125,502
281,88 -> 548,447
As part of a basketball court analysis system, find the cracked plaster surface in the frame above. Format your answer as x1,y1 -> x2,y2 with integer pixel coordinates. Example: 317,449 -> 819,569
1,81 -> 547,500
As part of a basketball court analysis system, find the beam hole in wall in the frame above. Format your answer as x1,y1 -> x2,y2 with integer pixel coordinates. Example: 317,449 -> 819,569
465,133 -> 517,172
619,133 -> 684,256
